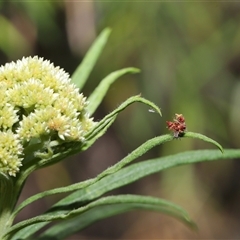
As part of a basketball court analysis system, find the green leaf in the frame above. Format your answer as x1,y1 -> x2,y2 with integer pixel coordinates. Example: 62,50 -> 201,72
52,149 -> 240,207
9,149 -> 240,239
13,131 -> 219,218
39,205 -> 131,240
85,95 -> 161,144
11,130 -> 220,226
6,134 -> 172,239
81,115 -> 117,151
184,132 -> 223,152
37,195 -> 196,240
13,134 -> 168,217
87,67 -> 140,116
7,195 -> 196,239
11,223 -> 47,240
71,28 -> 111,89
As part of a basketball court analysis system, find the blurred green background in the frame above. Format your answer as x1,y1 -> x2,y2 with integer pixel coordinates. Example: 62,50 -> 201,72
1,1 -> 240,239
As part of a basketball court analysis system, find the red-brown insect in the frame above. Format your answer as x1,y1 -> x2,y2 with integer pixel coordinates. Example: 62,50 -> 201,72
166,113 -> 186,138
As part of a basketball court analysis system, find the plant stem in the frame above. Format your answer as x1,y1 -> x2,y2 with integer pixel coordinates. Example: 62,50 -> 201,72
0,173 -> 15,239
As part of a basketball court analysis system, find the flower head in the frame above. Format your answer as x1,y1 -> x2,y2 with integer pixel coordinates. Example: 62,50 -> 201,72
0,56 -> 94,176
166,113 -> 186,138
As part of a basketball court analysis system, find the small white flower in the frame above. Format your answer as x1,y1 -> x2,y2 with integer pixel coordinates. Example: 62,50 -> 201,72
0,56 -> 95,176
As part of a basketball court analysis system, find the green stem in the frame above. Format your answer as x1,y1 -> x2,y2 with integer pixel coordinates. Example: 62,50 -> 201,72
0,173 -> 15,240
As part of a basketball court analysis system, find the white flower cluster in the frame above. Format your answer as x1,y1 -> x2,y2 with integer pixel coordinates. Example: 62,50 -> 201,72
0,56 -> 94,176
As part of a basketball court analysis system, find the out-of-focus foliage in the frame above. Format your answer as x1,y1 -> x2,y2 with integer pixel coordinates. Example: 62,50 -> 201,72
96,3 -> 238,149
1,1 -> 240,239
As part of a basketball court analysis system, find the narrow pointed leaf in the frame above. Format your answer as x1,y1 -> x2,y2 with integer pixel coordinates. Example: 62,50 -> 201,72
85,95 -> 161,141
81,116 -> 116,151
14,134 -> 169,217
54,149 -> 240,207
87,67 -> 140,116
11,223 -> 47,240
13,131 -> 219,217
9,149 -> 240,239
7,195 -> 195,239
71,28 -> 111,89
184,132 -> 223,152
38,195 -> 196,239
